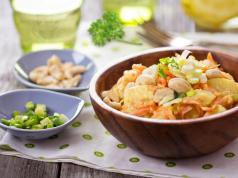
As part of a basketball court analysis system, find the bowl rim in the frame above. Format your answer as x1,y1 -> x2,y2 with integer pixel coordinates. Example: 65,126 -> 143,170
14,49 -> 97,92
89,46 -> 238,125
0,88 -> 84,132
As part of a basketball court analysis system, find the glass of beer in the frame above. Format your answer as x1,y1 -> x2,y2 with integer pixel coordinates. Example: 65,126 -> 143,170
10,0 -> 83,52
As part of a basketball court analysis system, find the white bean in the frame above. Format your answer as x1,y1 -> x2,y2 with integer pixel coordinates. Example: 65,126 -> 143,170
135,74 -> 155,85
168,77 -> 191,93
199,73 -> 207,83
103,97 -> 122,110
142,65 -> 157,77
181,63 -> 194,73
206,68 -> 223,79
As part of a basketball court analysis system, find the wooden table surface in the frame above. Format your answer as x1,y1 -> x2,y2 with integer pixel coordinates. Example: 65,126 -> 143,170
0,0 -> 193,177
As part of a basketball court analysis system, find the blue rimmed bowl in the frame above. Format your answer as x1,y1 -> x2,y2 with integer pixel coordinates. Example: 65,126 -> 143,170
14,49 -> 97,93
0,89 -> 84,139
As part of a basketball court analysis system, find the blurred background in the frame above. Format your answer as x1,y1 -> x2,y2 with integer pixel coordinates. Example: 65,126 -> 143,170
81,0 -> 195,31
1,0 -> 238,54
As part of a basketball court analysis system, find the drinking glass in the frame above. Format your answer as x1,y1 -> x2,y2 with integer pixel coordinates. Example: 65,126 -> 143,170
181,0 -> 238,31
10,0 -> 83,52
103,0 -> 156,26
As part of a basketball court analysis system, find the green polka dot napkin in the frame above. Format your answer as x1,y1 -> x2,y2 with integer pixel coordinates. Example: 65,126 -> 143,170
0,22 -> 238,178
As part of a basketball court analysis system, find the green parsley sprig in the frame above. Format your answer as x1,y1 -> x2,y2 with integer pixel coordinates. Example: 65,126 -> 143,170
88,11 -> 142,46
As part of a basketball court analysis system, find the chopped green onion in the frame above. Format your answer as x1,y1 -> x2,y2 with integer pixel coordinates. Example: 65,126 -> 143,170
187,77 -> 199,84
25,101 -> 35,110
157,64 -> 167,78
40,117 -> 54,128
0,101 -> 68,130
25,118 -> 38,127
35,104 -> 46,117
32,124 -> 44,130
12,111 -> 20,117
178,93 -> 186,98
177,58 -> 187,67
160,57 -> 171,64
14,123 -> 23,128
169,62 -> 179,69
186,89 -> 196,97
1,118 -> 10,126
52,117 -> 65,127
194,69 -> 203,76
160,57 -> 178,69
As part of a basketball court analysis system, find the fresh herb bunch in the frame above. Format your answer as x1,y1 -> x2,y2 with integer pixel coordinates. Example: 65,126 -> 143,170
88,11 -> 124,46
88,11 -> 142,46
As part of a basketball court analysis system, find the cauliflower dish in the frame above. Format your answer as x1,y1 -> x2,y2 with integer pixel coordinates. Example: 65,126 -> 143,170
101,50 -> 238,120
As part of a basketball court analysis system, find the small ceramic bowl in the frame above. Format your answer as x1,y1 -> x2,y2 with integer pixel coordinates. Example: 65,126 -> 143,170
89,47 -> 238,158
14,49 -> 97,93
0,89 -> 84,139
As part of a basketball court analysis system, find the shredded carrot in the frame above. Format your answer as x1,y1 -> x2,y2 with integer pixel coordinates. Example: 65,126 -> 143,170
132,107 -> 151,116
152,107 -> 176,120
165,70 -> 175,78
148,85 -> 158,91
200,83 -> 208,89
203,65 -> 216,71
131,104 -> 156,116
182,99 -> 204,116
192,83 -> 201,89
207,52 -> 217,65
214,95 -> 233,108
203,105 -> 224,116
192,83 -> 208,90
183,99 -> 202,106
201,52 -> 219,71
165,109 -> 176,120
165,76 -> 171,83
180,105 -> 193,118
157,77 -> 167,87
202,105 -> 218,112
132,64 -> 146,73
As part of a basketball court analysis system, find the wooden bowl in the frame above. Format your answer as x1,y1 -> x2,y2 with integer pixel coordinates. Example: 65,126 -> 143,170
89,47 -> 238,158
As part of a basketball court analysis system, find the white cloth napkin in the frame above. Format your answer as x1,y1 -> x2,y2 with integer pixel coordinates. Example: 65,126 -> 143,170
0,22 -> 238,178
